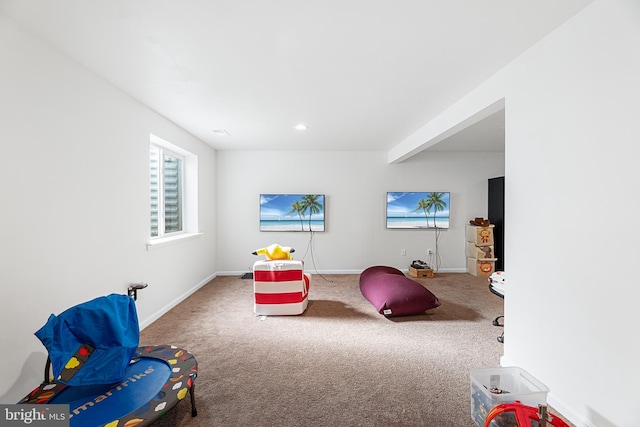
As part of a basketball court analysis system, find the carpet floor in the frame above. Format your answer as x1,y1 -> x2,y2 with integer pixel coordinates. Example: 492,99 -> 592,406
140,272 -> 510,426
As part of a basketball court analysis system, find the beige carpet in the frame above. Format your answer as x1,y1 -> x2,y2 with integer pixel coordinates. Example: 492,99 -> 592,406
141,272 -> 507,427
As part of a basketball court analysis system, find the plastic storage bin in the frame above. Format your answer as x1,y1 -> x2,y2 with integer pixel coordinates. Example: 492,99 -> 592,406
470,367 -> 549,427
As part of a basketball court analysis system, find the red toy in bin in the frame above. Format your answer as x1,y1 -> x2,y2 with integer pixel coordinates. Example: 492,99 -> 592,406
485,401 -> 569,427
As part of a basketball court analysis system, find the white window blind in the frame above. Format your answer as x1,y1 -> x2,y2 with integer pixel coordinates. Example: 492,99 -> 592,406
150,145 -> 184,238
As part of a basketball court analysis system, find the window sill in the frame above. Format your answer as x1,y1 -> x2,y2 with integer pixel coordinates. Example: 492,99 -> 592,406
146,232 -> 203,251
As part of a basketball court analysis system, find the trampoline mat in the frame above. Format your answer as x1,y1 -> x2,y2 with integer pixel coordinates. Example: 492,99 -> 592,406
49,358 -> 170,426
21,345 -> 198,427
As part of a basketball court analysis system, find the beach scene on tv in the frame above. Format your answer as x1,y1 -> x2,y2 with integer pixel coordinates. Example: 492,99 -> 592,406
386,192 -> 450,229
260,194 -> 325,232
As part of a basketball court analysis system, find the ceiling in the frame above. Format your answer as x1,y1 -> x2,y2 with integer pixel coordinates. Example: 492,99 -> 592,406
0,0 -> 592,154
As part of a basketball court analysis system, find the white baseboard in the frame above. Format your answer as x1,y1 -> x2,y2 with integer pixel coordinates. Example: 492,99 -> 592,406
500,355 -> 514,367
219,268 -> 469,276
304,269 -> 364,275
138,272 -> 217,330
547,395 -> 595,427
430,267 -> 468,273
218,269 -> 365,275
500,356 -> 594,427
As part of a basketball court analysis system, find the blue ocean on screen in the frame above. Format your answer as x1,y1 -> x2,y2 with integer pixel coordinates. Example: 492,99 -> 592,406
259,194 -> 326,232
386,216 -> 450,229
260,220 -> 324,231
386,191 -> 450,229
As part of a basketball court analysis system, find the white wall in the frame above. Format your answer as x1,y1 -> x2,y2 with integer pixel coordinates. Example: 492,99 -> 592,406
499,1 -> 639,425
216,150 -> 504,274
0,16 -> 217,403
387,2 -> 639,425
10,2 -> 637,425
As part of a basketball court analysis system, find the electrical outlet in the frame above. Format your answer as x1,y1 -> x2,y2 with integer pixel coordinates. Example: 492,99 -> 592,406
401,249 -> 407,256
427,249 -> 433,255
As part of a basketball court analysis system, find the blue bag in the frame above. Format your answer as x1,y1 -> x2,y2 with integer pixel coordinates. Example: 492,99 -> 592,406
35,293 -> 140,386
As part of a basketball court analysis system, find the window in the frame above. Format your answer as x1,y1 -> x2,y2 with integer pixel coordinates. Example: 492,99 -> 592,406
150,144 -> 184,237
149,134 -> 199,248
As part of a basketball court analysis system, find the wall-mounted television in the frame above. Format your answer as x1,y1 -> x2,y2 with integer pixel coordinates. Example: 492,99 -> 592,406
386,192 -> 450,229
260,194 -> 325,232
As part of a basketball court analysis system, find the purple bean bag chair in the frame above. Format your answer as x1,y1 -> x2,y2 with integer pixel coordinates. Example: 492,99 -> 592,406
359,266 -> 440,317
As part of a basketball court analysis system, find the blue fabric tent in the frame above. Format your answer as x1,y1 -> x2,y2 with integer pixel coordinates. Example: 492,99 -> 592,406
34,293 -> 139,386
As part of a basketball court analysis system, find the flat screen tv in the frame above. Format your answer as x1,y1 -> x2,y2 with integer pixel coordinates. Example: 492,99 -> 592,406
260,194 -> 325,232
386,192 -> 450,229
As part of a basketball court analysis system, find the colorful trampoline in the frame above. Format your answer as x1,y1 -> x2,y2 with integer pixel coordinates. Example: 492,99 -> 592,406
19,292 -> 198,426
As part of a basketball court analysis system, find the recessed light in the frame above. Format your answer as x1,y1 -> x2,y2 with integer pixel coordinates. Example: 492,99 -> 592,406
294,124 -> 308,131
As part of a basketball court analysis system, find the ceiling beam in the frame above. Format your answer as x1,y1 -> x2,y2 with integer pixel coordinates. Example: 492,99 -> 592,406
387,70 -> 507,164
